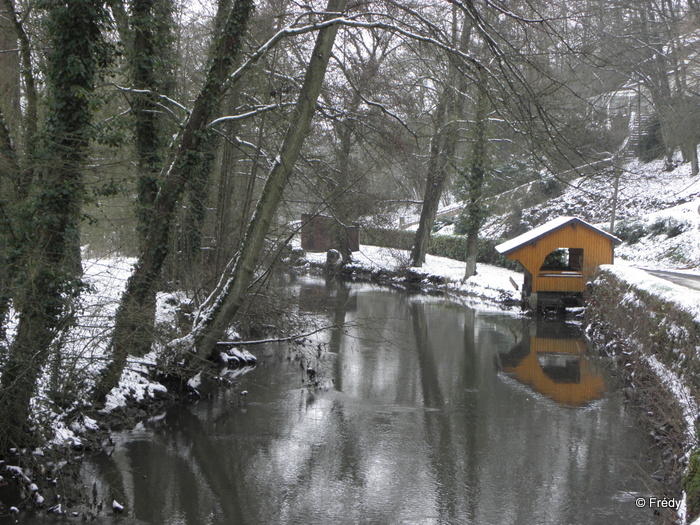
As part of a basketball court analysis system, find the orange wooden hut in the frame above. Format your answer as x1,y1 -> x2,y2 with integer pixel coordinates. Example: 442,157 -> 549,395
495,216 -> 622,310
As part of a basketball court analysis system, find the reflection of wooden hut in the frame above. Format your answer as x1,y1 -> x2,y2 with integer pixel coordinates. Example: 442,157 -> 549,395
495,216 -> 621,310
300,214 -> 360,252
501,336 -> 606,407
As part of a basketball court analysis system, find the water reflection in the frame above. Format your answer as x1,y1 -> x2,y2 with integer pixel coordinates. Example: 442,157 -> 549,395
76,276 -> 655,525
497,321 -> 606,407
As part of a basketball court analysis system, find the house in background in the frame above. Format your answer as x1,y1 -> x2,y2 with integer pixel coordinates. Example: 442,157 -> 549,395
496,216 -> 622,311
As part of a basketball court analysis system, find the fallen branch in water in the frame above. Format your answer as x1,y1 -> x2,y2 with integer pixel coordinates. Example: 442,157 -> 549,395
218,324 -> 345,346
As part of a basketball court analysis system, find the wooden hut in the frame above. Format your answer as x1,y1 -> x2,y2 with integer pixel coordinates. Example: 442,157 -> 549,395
300,214 -> 359,252
495,216 -> 622,310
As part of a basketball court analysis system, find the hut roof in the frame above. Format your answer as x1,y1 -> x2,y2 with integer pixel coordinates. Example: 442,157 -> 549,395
495,216 -> 622,256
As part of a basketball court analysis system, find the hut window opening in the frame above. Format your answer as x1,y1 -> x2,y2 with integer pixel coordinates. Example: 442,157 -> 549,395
540,248 -> 585,272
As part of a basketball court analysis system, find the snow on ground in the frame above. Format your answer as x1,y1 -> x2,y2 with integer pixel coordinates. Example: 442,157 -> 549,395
15,257 -> 138,445
25,256 -> 180,443
481,156 -> 700,238
646,353 -> 699,525
615,198 -> 700,269
598,263 -> 700,525
412,155 -> 700,271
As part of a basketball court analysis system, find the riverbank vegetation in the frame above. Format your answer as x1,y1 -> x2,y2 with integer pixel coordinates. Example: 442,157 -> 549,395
587,267 -> 700,524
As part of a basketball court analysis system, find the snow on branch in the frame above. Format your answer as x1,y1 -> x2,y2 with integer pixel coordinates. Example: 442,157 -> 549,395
207,102 -> 294,127
111,84 -> 189,114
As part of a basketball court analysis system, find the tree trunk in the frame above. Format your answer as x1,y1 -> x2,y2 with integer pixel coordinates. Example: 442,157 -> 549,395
0,110 -> 17,341
410,13 -> 472,267
131,0 -> 175,251
0,11 -> 20,138
0,0 -> 107,449
410,91 -> 453,267
93,0 -> 255,404
189,0 -> 349,362
330,102 -> 357,262
462,66 -> 489,281
1,0 -> 38,192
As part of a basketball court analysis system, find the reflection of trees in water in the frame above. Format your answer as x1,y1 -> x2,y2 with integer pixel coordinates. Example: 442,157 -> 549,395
83,282 -> 653,524
410,302 -> 488,523
86,409 -> 237,524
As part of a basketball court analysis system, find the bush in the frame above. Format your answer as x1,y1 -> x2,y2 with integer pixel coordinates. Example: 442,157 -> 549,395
647,217 -> 689,239
432,218 -> 455,233
614,220 -> 647,244
650,218 -> 668,236
361,227 -> 415,251
664,218 -> 688,238
360,227 -> 520,270
638,117 -> 665,162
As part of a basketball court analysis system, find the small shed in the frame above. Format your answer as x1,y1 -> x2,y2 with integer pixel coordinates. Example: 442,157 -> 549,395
495,216 -> 622,310
300,214 -> 359,252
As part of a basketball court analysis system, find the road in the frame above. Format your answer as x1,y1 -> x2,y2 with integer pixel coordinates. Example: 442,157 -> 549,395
642,269 -> 700,291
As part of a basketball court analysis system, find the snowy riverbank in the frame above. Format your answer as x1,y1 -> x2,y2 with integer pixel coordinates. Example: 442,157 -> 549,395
6,240 -> 700,522
588,265 -> 700,525
301,243 -> 524,309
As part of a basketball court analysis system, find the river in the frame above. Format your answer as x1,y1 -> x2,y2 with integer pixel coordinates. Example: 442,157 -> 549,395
81,275 -> 656,524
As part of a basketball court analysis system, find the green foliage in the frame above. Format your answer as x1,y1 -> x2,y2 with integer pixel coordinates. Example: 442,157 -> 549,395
649,217 -> 689,238
485,159 -> 540,199
541,249 -> 568,269
432,217 -> 455,233
92,178 -> 124,198
454,203 -> 490,236
614,220 -> 647,244
660,218 -> 688,238
541,177 -> 563,197
42,0 -> 114,143
614,216 -> 690,245
684,447 -> 700,521
362,227 -> 414,251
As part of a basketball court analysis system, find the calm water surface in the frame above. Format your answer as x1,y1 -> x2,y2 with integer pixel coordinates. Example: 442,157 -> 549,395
82,276 -> 656,524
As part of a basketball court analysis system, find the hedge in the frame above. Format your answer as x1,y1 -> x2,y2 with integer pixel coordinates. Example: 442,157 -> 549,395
361,227 -> 520,270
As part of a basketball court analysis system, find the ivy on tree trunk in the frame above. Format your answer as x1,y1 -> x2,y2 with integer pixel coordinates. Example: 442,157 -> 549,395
93,0 -> 256,404
0,0 -> 110,450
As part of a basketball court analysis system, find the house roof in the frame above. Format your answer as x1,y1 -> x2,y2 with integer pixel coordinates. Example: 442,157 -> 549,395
495,216 -> 622,255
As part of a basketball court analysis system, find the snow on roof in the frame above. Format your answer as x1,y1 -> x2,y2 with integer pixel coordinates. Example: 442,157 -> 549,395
495,216 -> 622,255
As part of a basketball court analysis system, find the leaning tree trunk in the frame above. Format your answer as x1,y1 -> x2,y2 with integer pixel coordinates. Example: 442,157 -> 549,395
410,13 -> 471,267
188,0 -> 349,362
410,91 -> 454,267
93,0 -> 255,404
